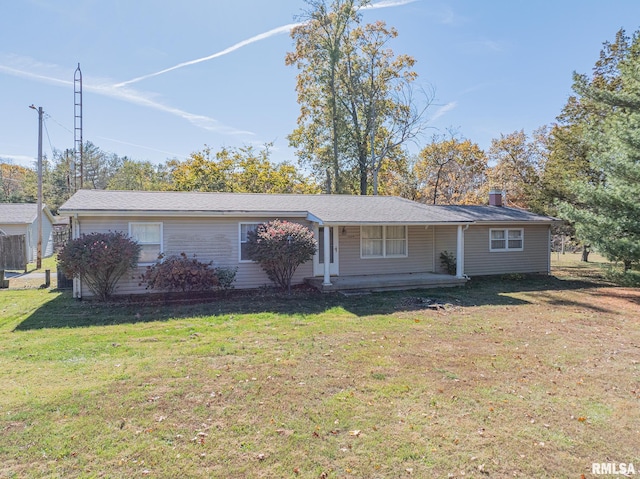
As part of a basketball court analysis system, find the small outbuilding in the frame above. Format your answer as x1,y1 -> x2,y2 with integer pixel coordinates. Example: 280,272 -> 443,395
0,203 -> 55,267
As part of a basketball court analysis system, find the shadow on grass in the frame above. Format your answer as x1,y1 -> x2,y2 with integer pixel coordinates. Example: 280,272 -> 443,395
14,272 -> 609,331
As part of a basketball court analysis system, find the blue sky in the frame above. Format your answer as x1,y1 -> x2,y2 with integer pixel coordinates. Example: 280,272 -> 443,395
2,0 -> 640,170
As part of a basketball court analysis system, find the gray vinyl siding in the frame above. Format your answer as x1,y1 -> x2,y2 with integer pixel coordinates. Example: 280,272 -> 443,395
434,226 -> 458,274
463,224 -> 550,276
74,216 -> 313,297
42,219 -> 54,258
0,219 -> 54,262
337,225 -> 434,276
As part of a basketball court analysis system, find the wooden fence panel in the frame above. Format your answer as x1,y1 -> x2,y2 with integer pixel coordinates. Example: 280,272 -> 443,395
0,234 -> 27,270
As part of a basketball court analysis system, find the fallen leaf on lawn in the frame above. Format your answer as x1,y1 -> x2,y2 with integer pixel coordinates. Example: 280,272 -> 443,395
349,430 -> 361,436
257,453 -> 266,461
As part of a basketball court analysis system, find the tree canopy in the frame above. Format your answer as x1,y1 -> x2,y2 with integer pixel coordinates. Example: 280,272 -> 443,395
414,134 -> 487,205
165,144 -> 320,194
287,0 -> 427,195
558,30 -> 640,271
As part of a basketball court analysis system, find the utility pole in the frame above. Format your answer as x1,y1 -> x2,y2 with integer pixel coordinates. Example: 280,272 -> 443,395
29,104 -> 43,270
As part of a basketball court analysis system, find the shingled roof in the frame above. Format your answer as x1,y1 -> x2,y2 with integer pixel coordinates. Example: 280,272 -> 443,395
0,203 -> 53,224
59,190 -> 555,225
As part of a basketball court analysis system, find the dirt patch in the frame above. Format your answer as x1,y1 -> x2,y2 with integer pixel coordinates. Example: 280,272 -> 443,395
588,287 -> 640,313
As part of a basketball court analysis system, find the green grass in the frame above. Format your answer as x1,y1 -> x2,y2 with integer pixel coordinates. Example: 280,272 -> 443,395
1,257 -> 639,477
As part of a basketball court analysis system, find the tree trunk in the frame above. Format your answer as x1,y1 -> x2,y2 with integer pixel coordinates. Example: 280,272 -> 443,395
581,245 -> 590,262
359,153 -> 368,195
330,72 -> 341,193
372,168 -> 378,196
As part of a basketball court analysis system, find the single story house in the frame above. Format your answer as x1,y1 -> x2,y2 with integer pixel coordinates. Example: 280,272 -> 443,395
0,203 -> 55,265
58,189 -> 556,298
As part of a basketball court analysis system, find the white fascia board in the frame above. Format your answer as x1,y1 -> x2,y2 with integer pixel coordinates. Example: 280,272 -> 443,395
306,212 -> 324,224
470,220 -> 555,226
59,210 -> 310,218
304,221 -> 476,228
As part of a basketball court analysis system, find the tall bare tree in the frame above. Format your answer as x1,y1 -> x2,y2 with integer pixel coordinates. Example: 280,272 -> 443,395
287,0 -> 363,193
414,133 -> 487,205
486,129 -> 547,210
287,0 -> 428,195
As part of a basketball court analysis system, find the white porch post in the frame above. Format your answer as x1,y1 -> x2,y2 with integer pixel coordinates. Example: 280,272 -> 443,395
322,225 -> 332,286
456,225 -> 465,278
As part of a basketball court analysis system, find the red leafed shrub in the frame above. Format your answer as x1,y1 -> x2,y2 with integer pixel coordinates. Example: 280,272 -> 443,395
245,220 -> 317,292
57,231 -> 141,301
140,252 -> 220,292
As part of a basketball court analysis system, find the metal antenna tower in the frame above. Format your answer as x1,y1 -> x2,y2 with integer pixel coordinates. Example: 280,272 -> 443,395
74,63 -> 83,190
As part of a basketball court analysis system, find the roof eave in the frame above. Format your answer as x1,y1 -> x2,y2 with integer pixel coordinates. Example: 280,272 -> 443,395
59,209 -> 311,218
315,220 -> 475,226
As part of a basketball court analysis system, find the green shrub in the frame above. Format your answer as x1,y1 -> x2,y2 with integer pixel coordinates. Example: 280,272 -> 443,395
58,231 -> 141,301
245,220 -> 317,292
439,250 -> 457,275
501,273 -> 525,281
215,266 -> 238,292
140,253 -> 219,292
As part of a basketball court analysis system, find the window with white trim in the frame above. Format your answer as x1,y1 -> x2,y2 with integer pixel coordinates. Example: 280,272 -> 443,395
361,225 -> 407,258
490,228 -> 523,252
129,222 -> 163,264
239,223 -> 261,262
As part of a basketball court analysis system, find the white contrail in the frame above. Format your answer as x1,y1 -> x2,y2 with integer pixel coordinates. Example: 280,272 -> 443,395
0,58 -> 253,136
363,0 -> 418,9
114,0 -> 419,88
430,101 -> 457,122
89,80 -> 253,135
0,64 -> 72,87
114,22 -> 303,88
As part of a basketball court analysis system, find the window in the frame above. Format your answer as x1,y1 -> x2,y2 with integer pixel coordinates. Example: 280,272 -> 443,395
361,226 -> 384,257
386,225 -> 407,256
129,222 -> 162,263
490,228 -> 523,252
239,223 -> 261,262
361,225 -> 407,258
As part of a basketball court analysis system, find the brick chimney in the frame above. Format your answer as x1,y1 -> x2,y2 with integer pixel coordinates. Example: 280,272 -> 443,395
489,189 -> 503,207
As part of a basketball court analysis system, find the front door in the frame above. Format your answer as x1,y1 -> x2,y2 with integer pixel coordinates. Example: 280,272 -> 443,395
313,226 -> 339,276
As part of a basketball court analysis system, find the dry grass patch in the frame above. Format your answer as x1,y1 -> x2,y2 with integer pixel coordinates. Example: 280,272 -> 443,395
0,257 -> 639,478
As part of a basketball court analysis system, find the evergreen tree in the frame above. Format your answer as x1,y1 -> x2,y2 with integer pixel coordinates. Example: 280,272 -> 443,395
559,44 -> 640,271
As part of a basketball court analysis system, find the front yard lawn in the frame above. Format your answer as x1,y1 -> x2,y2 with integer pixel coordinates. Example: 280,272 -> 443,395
0,256 -> 638,478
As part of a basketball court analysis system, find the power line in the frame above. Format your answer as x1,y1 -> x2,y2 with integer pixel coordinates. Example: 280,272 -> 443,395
44,112 -> 73,135
43,117 -> 55,155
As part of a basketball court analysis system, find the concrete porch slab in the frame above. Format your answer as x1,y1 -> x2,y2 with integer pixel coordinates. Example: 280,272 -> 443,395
305,272 -> 467,293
